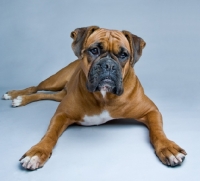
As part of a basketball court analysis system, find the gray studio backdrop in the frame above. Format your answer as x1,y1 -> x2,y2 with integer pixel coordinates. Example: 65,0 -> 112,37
0,0 -> 200,181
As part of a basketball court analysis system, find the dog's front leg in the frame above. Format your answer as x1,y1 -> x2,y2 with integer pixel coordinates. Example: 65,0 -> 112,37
19,112 -> 75,170
140,110 -> 187,166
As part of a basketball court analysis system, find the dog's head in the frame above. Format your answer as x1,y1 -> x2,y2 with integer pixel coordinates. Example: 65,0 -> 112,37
70,26 -> 146,96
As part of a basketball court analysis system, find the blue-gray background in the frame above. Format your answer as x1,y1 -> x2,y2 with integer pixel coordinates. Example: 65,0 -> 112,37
0,0 -> 199,180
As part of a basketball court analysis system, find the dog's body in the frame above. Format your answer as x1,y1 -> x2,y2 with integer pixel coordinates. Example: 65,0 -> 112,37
2,26 -> 186,170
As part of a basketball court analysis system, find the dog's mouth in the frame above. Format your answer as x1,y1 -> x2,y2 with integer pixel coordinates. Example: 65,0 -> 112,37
87,76 -> 123,95
97,78 -> 116,92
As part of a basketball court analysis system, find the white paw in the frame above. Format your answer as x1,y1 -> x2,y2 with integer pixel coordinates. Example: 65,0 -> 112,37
12,96 -> 22,107
20,156 -> 40,170
2,93 -> 11,100
168,153 -> 185,166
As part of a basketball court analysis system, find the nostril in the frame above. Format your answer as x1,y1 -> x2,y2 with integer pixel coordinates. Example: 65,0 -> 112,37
111,65 -> 115,70
106,64 -> 110,69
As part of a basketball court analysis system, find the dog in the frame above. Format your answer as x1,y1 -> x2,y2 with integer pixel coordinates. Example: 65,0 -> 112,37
2,26 -> 187,170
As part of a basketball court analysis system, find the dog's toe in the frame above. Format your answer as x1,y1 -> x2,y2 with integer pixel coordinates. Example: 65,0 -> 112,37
175,153 -> 185,163
169,155 -> 180,166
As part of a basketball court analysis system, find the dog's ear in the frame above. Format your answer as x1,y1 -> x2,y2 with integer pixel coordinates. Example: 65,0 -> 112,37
70,26 -> 99,58
122,30 -> 146,66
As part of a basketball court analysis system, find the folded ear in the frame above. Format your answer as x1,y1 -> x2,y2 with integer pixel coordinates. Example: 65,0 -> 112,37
70,26 -> 99,58
122,30 -> 146,66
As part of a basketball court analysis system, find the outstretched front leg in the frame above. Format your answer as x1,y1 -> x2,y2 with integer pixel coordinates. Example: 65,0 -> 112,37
20,111 -> 76,170
138,109 -> 187,166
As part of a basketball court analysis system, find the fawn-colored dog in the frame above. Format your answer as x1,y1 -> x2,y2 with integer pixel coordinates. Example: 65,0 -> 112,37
3,26 -> 186,170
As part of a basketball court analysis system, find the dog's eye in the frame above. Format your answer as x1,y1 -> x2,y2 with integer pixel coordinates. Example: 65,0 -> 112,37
120,52 -> 128,59
90,48 -> 99,55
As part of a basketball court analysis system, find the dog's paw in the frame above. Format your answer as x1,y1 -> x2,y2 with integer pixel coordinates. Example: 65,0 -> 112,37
12,96 -> 23,107
155,139 -> 187,167
2,93 -> 12,100
19,145 -> 51,170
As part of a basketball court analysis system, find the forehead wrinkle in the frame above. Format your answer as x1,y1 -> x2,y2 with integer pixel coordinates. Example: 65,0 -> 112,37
110,31 -> 131,52
85,29 -> 108,48
86,29 -> 130,52
106,31 -> 112,51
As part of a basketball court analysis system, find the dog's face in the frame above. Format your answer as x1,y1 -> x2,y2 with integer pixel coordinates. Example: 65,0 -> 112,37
71,26 -> 146,96
84,29 -> 131,95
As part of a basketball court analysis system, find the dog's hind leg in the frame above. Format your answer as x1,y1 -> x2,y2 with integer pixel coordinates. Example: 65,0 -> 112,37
2,87 -> 38,100
12,89 -> 67,107
2,59 -> 80,100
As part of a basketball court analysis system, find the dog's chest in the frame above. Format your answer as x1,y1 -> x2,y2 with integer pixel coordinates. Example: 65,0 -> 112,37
79,110 -> 114,126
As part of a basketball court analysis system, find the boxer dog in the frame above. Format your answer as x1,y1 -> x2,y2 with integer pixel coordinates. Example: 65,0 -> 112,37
2,26 -> 187,170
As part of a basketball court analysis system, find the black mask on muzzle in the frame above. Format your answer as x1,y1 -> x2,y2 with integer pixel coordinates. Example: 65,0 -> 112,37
86,58 -> 123,95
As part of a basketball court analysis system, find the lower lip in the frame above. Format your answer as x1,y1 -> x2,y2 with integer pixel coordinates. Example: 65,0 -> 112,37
99,79 -> 115,91
100,85 -> 111,92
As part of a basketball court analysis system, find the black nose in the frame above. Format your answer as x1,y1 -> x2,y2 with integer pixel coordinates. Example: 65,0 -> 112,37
102,59 -> 116,72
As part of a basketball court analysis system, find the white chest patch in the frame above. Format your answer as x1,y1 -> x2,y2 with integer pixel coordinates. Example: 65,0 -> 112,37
79,110 -> 114,126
